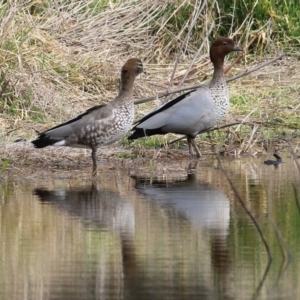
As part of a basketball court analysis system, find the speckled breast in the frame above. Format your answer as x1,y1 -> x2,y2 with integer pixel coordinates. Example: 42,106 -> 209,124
209,81 -> 229,124
108,101 -> 135,144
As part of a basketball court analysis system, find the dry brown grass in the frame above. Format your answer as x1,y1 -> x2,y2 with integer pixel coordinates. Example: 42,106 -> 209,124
0,0 -> 299,170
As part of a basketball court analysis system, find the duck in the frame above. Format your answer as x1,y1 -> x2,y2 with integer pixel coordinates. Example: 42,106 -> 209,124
128,37 -> 242,157
32,58 -> 143,176
264,153 -> 283,166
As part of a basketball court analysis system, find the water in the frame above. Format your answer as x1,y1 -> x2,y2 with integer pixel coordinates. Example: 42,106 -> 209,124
0,156 -> 299,300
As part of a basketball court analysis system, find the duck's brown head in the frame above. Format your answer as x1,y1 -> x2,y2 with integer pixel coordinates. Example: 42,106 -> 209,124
122,58 -> 144,78
210,37 -> 242,68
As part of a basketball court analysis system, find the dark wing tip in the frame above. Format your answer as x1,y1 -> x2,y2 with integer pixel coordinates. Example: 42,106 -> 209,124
32,135 -> 57,148
128,128 -> 166,140
128,128 -> 145,140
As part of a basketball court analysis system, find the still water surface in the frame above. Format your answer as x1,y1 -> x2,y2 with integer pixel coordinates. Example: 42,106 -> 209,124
0,156 -> 300,300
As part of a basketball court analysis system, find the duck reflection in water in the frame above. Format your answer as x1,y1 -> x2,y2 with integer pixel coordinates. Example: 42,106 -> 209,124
35,185 -> 134,232
34,184 -> 137,298
34,166 -> 234,299
133,169 -> 233,281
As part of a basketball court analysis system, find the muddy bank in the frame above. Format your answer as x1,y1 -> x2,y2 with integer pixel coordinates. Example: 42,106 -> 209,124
0,139 -> 297,183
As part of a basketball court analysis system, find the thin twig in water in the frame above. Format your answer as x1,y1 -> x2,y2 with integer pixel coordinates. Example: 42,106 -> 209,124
268,217 -> 292,287
293,184 -> 300,216
216,156 -> 273,260
265,177 -> 293,298
216,154 -> 273,299
251,260 -> 272,300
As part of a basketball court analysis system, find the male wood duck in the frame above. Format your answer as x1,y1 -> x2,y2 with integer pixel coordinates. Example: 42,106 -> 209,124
129,37 -> 242,157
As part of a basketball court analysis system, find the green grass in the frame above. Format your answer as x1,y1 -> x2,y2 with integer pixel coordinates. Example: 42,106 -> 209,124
1,159 -> 10,173
217,0 -> 300,46
116,152 -> 136,159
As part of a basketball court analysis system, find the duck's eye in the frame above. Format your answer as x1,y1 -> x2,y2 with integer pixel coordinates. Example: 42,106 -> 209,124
222,41 -> 228,46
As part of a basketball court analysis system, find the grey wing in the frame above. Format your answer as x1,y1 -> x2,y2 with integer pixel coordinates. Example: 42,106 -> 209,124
138,89 -> 217,135
44,104 -> 113,138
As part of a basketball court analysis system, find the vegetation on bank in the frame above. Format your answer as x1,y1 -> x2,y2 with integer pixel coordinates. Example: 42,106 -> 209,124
0,0 -> 299,159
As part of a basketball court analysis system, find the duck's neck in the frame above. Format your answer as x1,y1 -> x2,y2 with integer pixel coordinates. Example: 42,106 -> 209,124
209,53 -> 227,84
118,74 -> 134,97
211,66 -> 225,85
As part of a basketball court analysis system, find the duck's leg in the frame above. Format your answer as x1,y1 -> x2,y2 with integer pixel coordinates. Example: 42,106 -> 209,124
187,136 -> 195,157
91,147 -> 98,177
192,139 -> 202,158
187,136 -> 202,158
